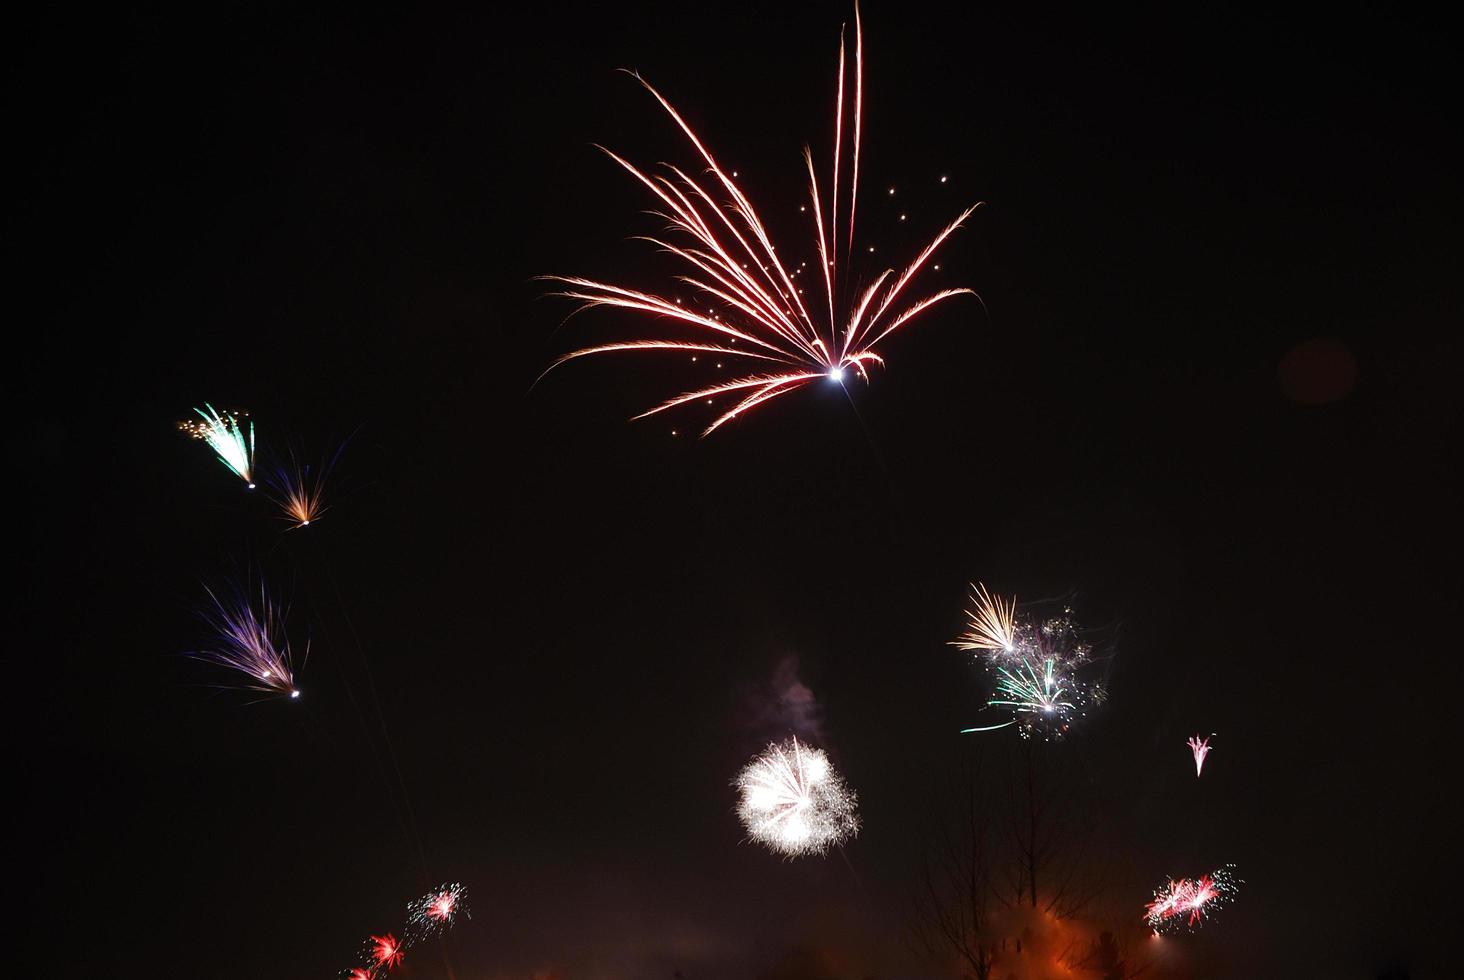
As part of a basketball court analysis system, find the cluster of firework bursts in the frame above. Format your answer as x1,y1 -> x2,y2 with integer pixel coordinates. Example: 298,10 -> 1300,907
160,7 -> 1252,969
178,404 -> 337,528
341,884 -> 469,979
952,584 -> 1105,739
179,404 -> 347,697
736,737 -> 860,857
1144,866 -> 1241,935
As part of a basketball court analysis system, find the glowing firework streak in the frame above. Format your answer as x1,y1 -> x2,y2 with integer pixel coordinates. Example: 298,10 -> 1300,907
541,9 -> 982,434
952,586 -> 1103,739
268,451 -> 338,528
194,581 -> 302,699
1187,734 -> 1213,776
406,882 -> 468,942
179,404 -> 256,488
990,657 -> 1075,716
1144,866 -> 1240,934
736,737 -> 859,857
953,582 -> 1017,652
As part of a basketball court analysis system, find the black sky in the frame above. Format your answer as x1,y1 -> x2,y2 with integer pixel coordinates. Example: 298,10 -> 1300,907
15,2 -> 1461,977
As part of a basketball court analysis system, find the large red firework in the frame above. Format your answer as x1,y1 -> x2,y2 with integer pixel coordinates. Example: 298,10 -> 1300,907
542,6 -> 981,435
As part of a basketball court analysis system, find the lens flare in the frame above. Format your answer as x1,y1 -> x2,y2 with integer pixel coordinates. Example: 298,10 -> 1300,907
178,404 -> 256,488
736,737 -> 859,857
1144,866 -> 1241,934
193,580 -> 302,700
541,8 -> 982,435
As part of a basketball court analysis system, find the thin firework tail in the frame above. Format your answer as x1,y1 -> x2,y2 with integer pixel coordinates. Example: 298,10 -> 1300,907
540,6 -> 982,435
953,586 -> 1104,740
735,736 -> 860,858
1144,865 -> 1241,934
1187,733 -> 1214,777
179,403 -> 256,488
194,580 -> 303,700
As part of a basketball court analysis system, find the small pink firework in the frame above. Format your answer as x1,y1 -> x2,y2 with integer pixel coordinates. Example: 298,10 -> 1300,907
407,882 -> 469,941
344,970 -> 373,980
1144,865 -> 1240,934
195,581 -> 302,700
369,934 -> 403,970
1187,734 -> 1213,777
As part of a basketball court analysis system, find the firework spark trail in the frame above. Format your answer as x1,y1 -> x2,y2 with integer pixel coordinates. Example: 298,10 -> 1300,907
1144,866 -> 1241,934
178,404 -> 256,488
989,657 -> 1075,716
541,8 -> 982,434
951,586 -> 1103,739
952,582 -> 1016,652
1187,734 -> 1214,776
194,581 -> 302,699
736,737 -> 860,857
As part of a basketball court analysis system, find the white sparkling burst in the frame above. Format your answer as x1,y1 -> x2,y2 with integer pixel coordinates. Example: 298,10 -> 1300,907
735,737 -> 859,857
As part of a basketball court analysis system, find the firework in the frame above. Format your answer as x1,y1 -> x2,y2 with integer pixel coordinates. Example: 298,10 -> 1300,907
179,404 -> 256,488
368,934 -> 403,971
1187,734 -> 1213,777
953,582 -> 1017,653
951,587 -> 1103,739
268,453 -> 335,528
340,880 -> 469,977
1144,866 -> 1241,934
736,737 -> 859,857
194,581 -> 302,699
406,882 -> 468,941
541,8 -> 982,435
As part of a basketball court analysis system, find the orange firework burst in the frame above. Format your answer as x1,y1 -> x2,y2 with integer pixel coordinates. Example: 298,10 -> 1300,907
267,442 -> 346,529
271,457 -> 330,528
541,6 -> 982,435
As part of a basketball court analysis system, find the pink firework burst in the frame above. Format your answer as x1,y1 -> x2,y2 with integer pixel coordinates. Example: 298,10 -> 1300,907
368,934 -> 403,971
541,6 -> 982,435
407,882 -> 469,941
1144,866 -> 1240,934
1187,733 -> 1214,777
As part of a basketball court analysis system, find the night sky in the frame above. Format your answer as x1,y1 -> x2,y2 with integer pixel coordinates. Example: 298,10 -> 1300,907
16,2 -> 1459,977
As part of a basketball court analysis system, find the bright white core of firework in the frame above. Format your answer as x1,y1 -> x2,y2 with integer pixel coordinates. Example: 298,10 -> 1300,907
735,737 -> 859,857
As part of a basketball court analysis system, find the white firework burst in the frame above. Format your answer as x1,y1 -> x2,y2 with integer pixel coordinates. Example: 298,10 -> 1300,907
735,737 -> 859,857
